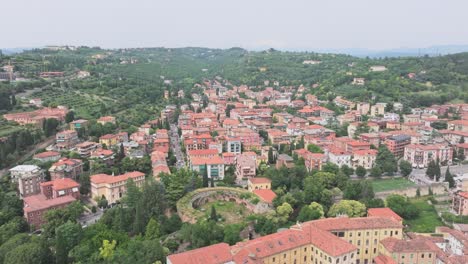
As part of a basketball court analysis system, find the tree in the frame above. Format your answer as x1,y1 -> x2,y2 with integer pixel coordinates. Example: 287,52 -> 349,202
340,165 -> 354,177
43,118 -> 59,137
445,166 -> 455,188
328,200 -> 366,217
426,160 -> 437,180
4,240 -> 52,264
268,147 -> 274,164
123,178 -> 141,208
276,202 -> 293,223
369,166 -> 382,178
10,94 -> 16,106
145,218 -> 160,240
65,111 -> 75,123
355,166 -> 367,177
55,221 -> 82,264
399,160 -> 412,177
386,194 -> 419,219
99,239 -> 117,260
307,144 -> 323,153
435,159 -> 441,181
297,202 -> 324,222
118,143 -> 125,161
223,224 -> 244,245
202,164 -> 209,187
458,137 -> 465,161
210,205 -> 218,222
343,180 -> 374,201
376,145 -> 397,175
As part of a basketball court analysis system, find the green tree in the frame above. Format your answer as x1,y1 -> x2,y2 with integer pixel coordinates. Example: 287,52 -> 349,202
328,200 -> 366,217
355,166 -> 367,177
399,160 -> 413,177
202,164 -> 209,187
55,221 -> 83,264
223,224 -> 244,245
307,144 -> 323,153
123,178 -> 141,208
445,166 -> 455,188
65,111 -> 75,123
386,194 -> 419,219
210,205 -> 218,222
99,239 -> 117,260
145,218 -> 160,240
4,240 -> 52,264
297,202 -> 324,222
376,145 -> 397,175
369,166 -> 382,178
276,202 -> 293,223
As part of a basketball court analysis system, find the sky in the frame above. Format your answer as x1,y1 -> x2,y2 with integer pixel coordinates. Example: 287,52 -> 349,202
3,0 -> 468,51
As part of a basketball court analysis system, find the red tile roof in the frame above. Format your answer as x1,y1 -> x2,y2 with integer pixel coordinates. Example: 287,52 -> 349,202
253,189 -> 276,203
23,194 -> 76,213
34,151 -> 60,159
374,255 -> 397,264
188,149 -> 218,156
167,243 -> 232,264
191,156 -> 224,166
249,177 -> 271,185
91,171 -> 145,184
40,178 -> 79,190
368,208 -> 402,222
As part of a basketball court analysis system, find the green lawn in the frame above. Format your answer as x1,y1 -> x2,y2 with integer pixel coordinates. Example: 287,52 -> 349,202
199,201 -> 250,224
370,177 -> 416,192
405,198 -> 444,233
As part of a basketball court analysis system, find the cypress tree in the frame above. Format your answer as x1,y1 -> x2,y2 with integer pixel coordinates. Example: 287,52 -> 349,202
202,164 -> 209,187
445,166 -> 455,188
210,205 -> 217,222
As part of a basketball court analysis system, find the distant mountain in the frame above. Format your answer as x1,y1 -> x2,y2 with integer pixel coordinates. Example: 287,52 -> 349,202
316,45 -> 468,58
0,47 -> 37,55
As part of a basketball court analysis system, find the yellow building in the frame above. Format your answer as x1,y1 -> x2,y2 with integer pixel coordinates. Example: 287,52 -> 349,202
247,177 -> 271,192
99,134 -> 119,147
379,237 -> 436,264
167,215 -> 403,264
90,171 -> 145,204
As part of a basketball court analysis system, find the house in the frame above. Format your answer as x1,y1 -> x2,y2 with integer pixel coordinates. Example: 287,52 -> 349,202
48,158 -> 83,181
33,151 -> 61,163
69,119 -> 88,131
247,177 -> 271,191
23,192 -> 76,229
40,178 -> 80,200
187,149 -> 219,165
453,192 -> 468,215
327,147 -> 352,168
352,77 -> 366,85
99,134 -> 119,147
448,120 -> 468,132
276,154 -> 294,169
10,165 -> 45,198
90,149 -> 115,166
97,116 -> 116,125
357,102 -> 370,115
90,171 -> 145,205
371,103 -> 387,117
191,156 -> 225,180
55,130 -> 79,150
253,189 -> 277,204
370,66 -> 387,72
151,151 -> 170,178
225,137 -> 242,154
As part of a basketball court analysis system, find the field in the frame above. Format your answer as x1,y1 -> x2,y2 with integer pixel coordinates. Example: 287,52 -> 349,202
370,177 -> 416,192
405,197 -> 444,233
198,201 -> 250,224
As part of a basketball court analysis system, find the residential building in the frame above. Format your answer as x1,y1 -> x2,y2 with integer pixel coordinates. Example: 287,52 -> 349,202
352,77 -> 366,85
33,151 -> 61,163
55,130 -> 79,150
40,178 -> 80,200
90,171 -> 145,205
48,158 -> 83,181
99,134 -> 120,147
235,152 -> 257,181
97,116 -> 116,125
453,191 -> 468,215
385,135 -> 411,158
357,102 -> 371,115
3,107 -> 68,127
90,149 -> 115,166
191,156 -> 225,180
371,103 -> 387,117
448,120 -> 468,132
404,144 -> 452,168
352,149 -> 378,169
328,147 -> 352,167
276,154 -> 294,169
23,193 -> 76,229
76,141 -> 100,158
379,237 -> 437,264
10,165 -> 45,198
69,119 -> 88,131
226,137 -> 242,154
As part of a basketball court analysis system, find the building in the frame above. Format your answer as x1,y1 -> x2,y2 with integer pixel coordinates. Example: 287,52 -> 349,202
368,208 -> 403,224
276,154 -> 294,169
328,147 -> 352,168
33,151 -> 61,163
453,192 -> 468,215
357,102 -> 371,115
167,215 -> 403,264
90,149 -> 115,166
352,149 -> 378,169
97,116 -> 116,125
370,66 -> 387,72
235,152 -> 257,181
226,137 -> 242,154
10,165 -> 45,198
191,157 -> 225,180
247,177 -> 271,191
69,119 -> 88,131
371,103 -> 387,117
90,171 -> 145,205
56,130 -> 79,150
23,193 -> 76,229
3,107 -> 68,127
99,134 -> 120,147
385,135 -> 411,158
352,77 -> 366,85
379,237 -> 437,264
404,144 -> 452,168
48,158 -> 83,181
40,178 -> 80,200
76,141 -> 100,158
448,120 -> 468,132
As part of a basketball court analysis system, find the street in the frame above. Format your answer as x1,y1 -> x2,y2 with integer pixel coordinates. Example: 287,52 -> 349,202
409,163 -> 468,184
170,124 -> 186,169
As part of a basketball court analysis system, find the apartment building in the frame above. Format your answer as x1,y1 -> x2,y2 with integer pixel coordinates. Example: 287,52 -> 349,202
235,152 -> 257,180
385,135 -> 411,158
404,144 -> 452,168
190,156 -> 225,180
453,191 -> 468,215
352,149 -> 378,169
10,165 -> 45,198
56,130 -> 79,150
48,158 -> 83,181
76,141 -> 100,158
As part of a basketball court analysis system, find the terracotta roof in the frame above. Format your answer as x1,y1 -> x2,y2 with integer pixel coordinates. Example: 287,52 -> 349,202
188,149 -> 218,156
23,194 -> 76,213
353,149 -> 378,156
167,243 -> 232,264
249,177 -> 271,185
253,189 -> 277,203
34,151 -> 60,159
380,237 -> 434,253
374,255 -> 397,264
308,216 -> 403,231
91,171 -> 145,184
368,208 -> 402,222
40,178 -> 79,190
191,156 -> 224,166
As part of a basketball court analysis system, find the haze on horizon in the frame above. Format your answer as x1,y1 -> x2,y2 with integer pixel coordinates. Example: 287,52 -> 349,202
3,0 -> 468,51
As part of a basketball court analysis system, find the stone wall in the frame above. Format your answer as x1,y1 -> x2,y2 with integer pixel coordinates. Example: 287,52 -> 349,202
375,182 -> 448,199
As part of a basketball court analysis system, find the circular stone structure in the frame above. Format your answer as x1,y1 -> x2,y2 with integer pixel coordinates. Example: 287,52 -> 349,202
176,187 -> 273,223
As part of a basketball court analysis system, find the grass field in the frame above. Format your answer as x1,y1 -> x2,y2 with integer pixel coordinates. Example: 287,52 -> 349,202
370,177 -> 416,192
199,201 -> 250,224
405,197 -> 444,233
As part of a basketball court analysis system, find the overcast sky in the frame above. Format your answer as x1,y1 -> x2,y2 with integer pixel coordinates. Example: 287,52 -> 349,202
3,0 -> 468,51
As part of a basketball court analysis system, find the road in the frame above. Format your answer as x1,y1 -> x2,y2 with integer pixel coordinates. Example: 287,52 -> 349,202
170,124 -> 185,169
409,163 -> 468,184
78,208 -> 104,227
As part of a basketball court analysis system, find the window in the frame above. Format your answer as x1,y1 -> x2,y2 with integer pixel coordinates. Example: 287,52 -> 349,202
429,253 -> 432,258
351,253 -> 354,259
304,248 -> 307,252
273,257 -> 276,262
384,231 -> 387,235
357,240 -> 361,246
421,254 -> 425,258
374,239 -> 377,244
395,231 -> 399,235
373,248 -> 377,254
365,249 -> 368,254
284,254 -> 287,258
375,231 -> 378,235
366,240 -> 369,246
358,232 -> 361,237
366,231 -> 369,236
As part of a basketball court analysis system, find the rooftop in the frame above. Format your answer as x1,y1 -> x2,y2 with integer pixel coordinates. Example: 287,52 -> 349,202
23,194 -> 76,213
